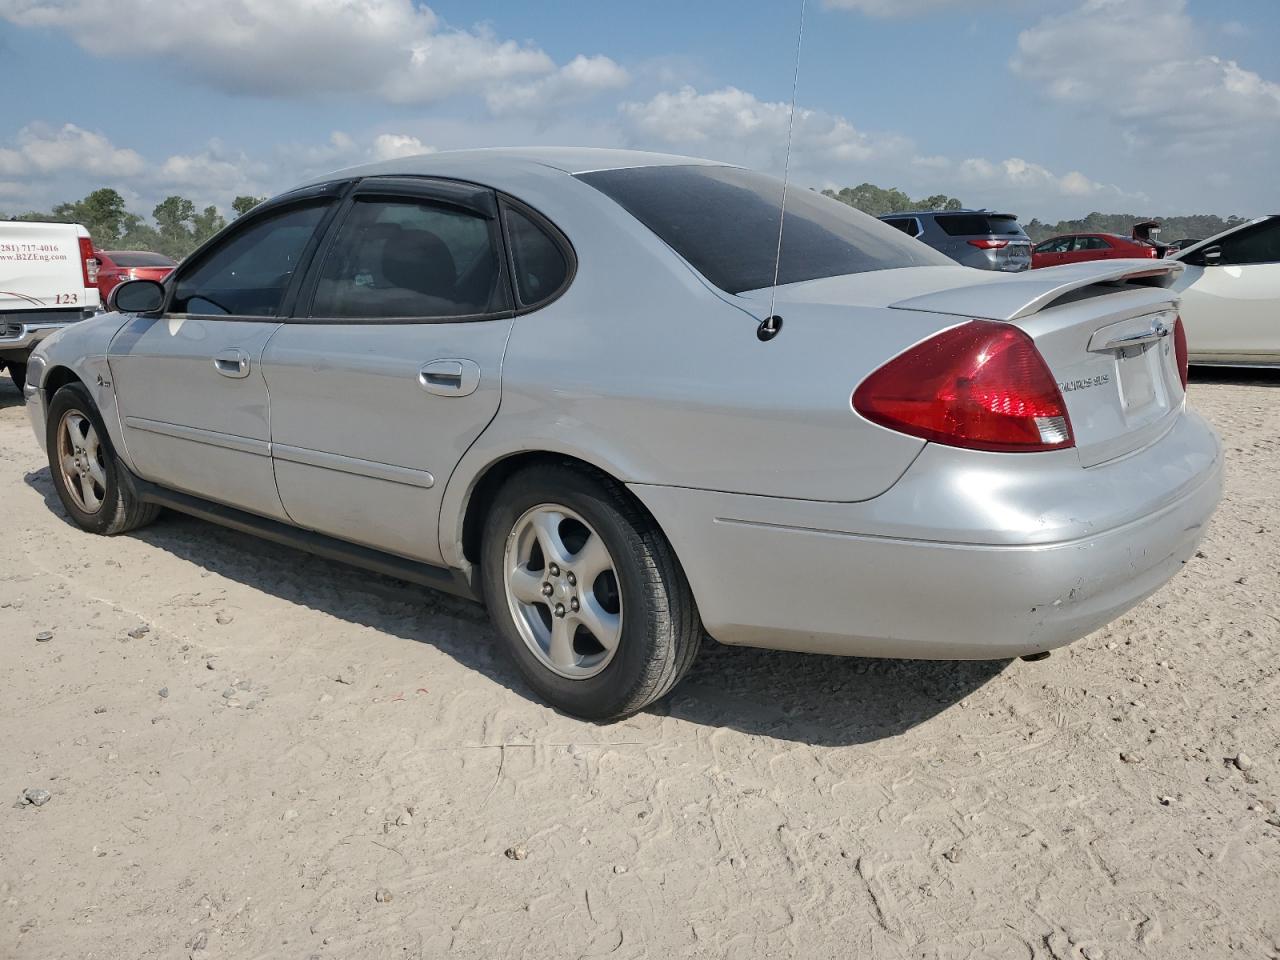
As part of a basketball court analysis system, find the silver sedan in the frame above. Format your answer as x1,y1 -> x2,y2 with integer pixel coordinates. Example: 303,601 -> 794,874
23,148 -> 1223,719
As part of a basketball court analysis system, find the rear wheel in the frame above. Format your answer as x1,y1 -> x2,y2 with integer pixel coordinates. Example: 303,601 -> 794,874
6,361 -> 25,393
480,462 -> 701,720
46,383 -> 160,535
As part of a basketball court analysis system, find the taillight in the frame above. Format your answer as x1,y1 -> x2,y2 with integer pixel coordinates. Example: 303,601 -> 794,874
967,238 -> 1010,250
79,237 -> 98,286
853,320 -> 1074,453
1173,315 -> 1189,389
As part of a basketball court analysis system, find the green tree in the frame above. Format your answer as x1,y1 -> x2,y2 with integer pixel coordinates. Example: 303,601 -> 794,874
152,195 -> 197,257
192,205 -> 226,245
823,183 -> 915,217
231,195 -> 266,218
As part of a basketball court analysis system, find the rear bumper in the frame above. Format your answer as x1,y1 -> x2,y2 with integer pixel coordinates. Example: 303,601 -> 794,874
630,410 -> 1222,659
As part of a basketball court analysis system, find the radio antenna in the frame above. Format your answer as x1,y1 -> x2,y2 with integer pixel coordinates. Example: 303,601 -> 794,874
761,0 -> 807,341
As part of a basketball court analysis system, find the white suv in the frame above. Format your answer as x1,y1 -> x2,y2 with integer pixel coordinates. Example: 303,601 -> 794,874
1,220 -> 102,391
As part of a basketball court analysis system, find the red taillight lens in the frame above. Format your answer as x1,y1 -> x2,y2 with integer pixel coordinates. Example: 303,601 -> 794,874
853,320 -> 1074,453
1173,315 -> 1189,389
967,238 -> 1009,250
79,238 -> 98,286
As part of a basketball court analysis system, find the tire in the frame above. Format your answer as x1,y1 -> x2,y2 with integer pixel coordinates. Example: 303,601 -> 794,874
480,462 -> 701,720
46,382 -> 161,535
7,362 -> 25,393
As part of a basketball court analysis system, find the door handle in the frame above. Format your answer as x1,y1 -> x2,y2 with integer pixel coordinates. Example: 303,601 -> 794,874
419,359 -> 480,397
213,349 -> 250,379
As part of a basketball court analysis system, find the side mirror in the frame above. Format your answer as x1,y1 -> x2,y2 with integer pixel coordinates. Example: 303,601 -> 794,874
109,278 -> 166,314
1201,245 -> 1223,266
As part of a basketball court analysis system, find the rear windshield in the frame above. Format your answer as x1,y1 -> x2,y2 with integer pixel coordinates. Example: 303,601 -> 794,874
576,165 -> 950,293
104,251 -> 176,267
934,214 -> 1024,237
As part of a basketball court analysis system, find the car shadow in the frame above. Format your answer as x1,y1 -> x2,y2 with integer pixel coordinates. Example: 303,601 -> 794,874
0,376 -> 24,409
1189,365 -> 1280,388
23,467 -> 1005,746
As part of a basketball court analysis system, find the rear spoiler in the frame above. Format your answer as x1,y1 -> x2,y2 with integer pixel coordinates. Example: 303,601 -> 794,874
890,259 -> 1183,322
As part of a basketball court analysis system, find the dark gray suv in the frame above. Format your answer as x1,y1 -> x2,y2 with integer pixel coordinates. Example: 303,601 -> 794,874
880,210 -> 1032,272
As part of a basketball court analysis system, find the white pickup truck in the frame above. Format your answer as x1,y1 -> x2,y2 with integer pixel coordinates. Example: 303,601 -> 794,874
1,220 -> 101,392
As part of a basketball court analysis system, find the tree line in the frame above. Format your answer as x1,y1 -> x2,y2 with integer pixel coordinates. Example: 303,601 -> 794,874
822,182 -> 1249,243
3,188 -> 266,260
5,182 -> 1251,258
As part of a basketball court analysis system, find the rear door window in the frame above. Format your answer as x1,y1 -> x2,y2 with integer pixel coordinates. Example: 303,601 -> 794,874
935,214 -> 1024,237
171,203 -> 328,317
310,198 -> 511,319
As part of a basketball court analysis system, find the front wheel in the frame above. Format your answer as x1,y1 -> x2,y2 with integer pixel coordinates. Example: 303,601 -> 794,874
46,383 -> 160,535
480,462 -> 701,720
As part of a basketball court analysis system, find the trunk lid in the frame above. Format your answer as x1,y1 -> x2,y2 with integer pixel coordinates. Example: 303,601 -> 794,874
889,259 -> 1186,466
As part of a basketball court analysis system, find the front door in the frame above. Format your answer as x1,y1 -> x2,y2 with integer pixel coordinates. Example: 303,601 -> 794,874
262,178 -> 518,565
109,196 -> 335,519
1176,218 -> 1280,360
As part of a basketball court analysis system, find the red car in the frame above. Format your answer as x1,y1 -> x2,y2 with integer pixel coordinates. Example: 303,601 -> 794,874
94,249 -> 177,300
1031,233 -> 1159,269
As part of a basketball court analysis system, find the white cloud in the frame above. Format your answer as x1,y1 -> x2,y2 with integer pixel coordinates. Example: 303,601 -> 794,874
0,123 -> 146,177
620,86 -> 907,168
486,55 -> 630,116
1013,0 -> 1280,150
369,133 -> 434,162
0,0 -> 625,109
618,85 -> 1131,209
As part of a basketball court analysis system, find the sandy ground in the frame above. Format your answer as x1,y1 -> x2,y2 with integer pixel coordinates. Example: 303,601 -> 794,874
1,369 -> 1277,960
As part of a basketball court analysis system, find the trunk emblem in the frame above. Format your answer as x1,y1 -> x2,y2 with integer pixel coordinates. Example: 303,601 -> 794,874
1058,373 -> 1111,393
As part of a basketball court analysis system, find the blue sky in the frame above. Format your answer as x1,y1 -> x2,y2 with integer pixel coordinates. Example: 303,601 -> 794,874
2,0 -> 1278,222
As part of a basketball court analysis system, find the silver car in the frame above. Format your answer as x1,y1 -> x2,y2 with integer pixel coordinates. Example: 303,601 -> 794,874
23,149 -> 1222,719
880,210 -> 1033,272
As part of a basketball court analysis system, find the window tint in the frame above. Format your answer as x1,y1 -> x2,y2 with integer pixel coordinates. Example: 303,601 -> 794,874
1214,218 -> 1280,266
105,251 -> 176,268
1074,236 -> 1111,251
1036,237 -> 1072,254
311,198 -> 510,319
504,205 -> 569,306
171,204 -> 327,316
935,214 -> 1024,237
883,217 -> 920,237
577,165 -> 950,293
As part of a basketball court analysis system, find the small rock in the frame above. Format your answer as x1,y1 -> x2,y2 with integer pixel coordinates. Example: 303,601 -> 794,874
283,809 -> 298,821
234,679 -> 251,691
35,631 -> 53,643
22,788 -> 51,807
221,688 -> 236,699
375,888 -> 393,903
1119,752 -> 1143,764
1159,795 -> 1175,806
158,687 -> 169,699
215,612 -> 234,625
396,811 -> 412,827
613,864 -> 628,874
505,846 -> 528,861
1106,642 -> 1117,651
1233,752 -> 1254,772
365,806 -> 377,815
190,928 -> 209,951
127,625 -> 150,640
205,661 -> 215,671
942,845 -> 963,863
93,706 -> 107,715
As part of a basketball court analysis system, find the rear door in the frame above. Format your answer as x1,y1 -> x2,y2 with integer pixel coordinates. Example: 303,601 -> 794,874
262,178 -> 535,565
109,188 -> 340,518
1034,236 -> 1073,268
1176,218 -> 1280,360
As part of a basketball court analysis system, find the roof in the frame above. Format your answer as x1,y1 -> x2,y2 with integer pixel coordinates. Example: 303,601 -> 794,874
303,146 -> 726,189
881,209 -> 1017,218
